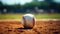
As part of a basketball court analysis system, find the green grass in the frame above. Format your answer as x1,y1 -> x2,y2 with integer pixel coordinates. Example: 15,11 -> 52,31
35,14 -> 60,19
0,13 -> 60,19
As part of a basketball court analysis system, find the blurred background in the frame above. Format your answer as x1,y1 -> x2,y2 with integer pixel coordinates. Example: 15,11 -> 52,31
0,0 -> 60,19
0,0 -> 60,14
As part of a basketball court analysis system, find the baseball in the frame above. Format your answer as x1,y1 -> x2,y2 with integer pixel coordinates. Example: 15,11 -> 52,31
22,14 -> 36,29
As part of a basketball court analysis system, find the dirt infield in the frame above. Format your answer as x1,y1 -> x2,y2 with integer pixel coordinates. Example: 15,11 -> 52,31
0,19 -> 60,34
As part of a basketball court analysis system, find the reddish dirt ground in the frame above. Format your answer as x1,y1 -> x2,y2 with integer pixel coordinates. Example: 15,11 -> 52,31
0,19 -> 60,34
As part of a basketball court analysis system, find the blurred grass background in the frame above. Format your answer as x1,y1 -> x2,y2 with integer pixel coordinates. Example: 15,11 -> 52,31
0,13 -> 60,19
